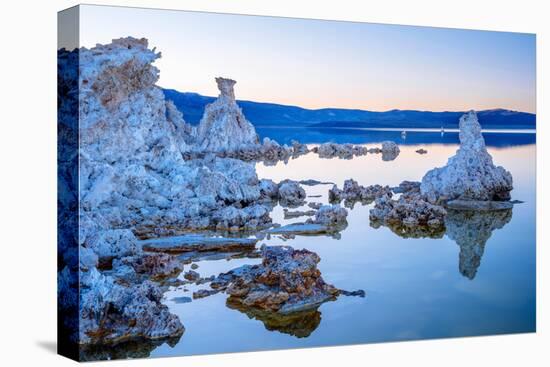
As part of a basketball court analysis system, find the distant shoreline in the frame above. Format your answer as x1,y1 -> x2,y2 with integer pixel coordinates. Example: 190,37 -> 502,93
255,126 -> 536,134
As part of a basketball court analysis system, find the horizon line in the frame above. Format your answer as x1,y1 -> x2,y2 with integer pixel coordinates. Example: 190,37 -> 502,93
160,86 -> 536,115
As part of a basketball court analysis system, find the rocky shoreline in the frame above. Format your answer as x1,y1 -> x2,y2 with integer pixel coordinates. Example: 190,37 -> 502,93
58,37 -> 518,358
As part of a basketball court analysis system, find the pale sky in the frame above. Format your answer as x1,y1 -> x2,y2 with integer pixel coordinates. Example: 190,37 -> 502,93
79,4 -> 536,113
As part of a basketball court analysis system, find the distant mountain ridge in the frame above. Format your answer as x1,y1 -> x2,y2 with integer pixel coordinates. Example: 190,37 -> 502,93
163,89 -> 536,130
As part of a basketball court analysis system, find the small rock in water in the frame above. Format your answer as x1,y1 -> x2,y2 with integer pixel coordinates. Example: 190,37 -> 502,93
191,263 -> 199,270
278,180 -> 307,207
212,245 -> 340,313
283,208 -> 317,219
415,148 -> 428,154
381,141 -> 400,161
329,179 -> 392,206
339,289 -> 366,298
299,179 -> 334,186
193,289 -> 220,299
184,270 -> 200,281
308,204 -> 348,227
171,296 -> 192,304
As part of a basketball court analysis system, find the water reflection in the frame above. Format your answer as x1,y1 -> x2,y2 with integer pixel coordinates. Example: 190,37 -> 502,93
256,127 -> 536,148
370,206 -> 514,279
445,208 -> 513,279
79,336 -> 181,361
370,219 -> 446,239
226,299 -> 322,338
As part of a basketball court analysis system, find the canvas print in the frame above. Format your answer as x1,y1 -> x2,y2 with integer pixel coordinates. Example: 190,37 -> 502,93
57,4 -> 536,361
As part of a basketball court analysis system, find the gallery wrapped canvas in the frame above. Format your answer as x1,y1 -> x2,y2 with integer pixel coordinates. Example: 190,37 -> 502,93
58,4 -> 536,362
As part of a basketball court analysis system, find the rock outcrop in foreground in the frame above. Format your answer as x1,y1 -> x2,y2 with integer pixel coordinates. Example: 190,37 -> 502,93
61,37 -> 298,350
211,245 -> 340,314
421,111 -> 513,203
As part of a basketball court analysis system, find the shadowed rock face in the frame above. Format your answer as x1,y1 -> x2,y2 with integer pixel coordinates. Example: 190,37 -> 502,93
445,208 -> 513,279
226,300 -> 322,338
421,111 -> 513,203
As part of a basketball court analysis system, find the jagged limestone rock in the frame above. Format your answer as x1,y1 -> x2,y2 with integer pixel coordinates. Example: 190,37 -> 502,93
79,268 -> 184,345
309,205 -> 348,227
278,180 -> 306,207
329,179 -> 392,207
369,191 -> 447,234
70,38 -> 284,347
211,245 -> 340,314
421,111 -> 513,203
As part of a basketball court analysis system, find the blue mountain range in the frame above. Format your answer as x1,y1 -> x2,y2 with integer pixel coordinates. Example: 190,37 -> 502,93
163,89 -> 536,130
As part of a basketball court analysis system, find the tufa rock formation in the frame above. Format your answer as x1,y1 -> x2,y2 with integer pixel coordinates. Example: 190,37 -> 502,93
421,111 -> 513,203
196,77 -> 260,152
211,245 -> 340,314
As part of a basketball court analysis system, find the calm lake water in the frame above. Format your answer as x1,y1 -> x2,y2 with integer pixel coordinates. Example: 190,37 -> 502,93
151,128 -> 536,358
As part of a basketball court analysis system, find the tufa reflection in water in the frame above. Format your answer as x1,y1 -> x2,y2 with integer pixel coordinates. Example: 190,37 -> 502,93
445,208 -> 513,280
226,299 -> 323,338
79,336 -> 181,361
370,207 -> 514,279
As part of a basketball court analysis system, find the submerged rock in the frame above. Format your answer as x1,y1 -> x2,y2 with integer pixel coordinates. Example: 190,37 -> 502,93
212,245 -> 339,314
139,234 -> 258,253
193,289 -> 220,299
446,199 -> 514,211
283,208 -> 316,219
299,179 -> 334,186
308,202 -> 323,210
196,77 -> 259,152
267,223 -> 338,236
421,111 -> 513,203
